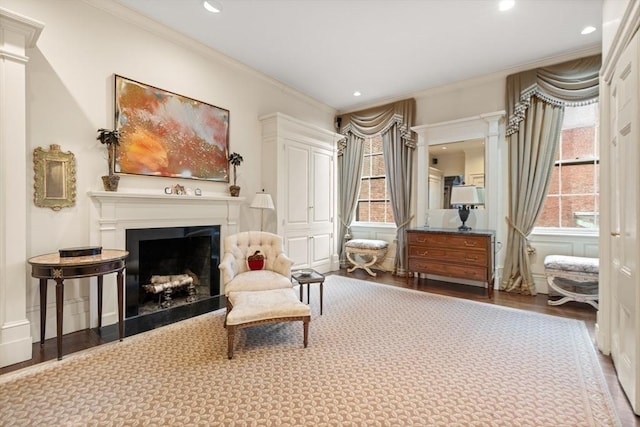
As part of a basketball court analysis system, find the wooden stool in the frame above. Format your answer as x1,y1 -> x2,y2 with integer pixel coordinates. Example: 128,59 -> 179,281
345,239 -> 389,277
226,288 -> 311,359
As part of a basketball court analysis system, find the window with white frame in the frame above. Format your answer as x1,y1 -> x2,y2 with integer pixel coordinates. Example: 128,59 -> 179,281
536,102 -> 599,229
355,135 -> 394,224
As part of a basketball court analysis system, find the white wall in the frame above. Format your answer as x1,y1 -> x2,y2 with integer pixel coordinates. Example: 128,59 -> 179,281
0,0 -> 336,343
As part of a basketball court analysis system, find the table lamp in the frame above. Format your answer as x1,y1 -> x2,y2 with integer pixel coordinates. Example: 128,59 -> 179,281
450,185 -> 481,231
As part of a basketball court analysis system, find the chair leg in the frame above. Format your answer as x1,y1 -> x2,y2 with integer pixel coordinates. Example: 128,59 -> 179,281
224,298 -> 232,328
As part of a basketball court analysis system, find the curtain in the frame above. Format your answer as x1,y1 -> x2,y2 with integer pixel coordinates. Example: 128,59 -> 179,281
382,124 -> 414,275
337,98 -> 416,274
337,134 -> 364,267
502,54 -> 600,294
502,98 -> 564,294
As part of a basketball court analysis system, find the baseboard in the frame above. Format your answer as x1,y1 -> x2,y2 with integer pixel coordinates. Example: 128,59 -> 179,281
0,319 -> 32,368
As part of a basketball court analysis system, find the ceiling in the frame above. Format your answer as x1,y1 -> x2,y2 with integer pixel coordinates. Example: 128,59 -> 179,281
115,0 -> 602,112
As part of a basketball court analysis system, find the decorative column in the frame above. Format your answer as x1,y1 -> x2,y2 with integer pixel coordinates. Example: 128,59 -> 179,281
0,7 -> 44,367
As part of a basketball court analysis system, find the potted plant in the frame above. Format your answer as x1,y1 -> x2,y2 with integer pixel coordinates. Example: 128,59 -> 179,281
228,152 -> 244,197
97,128 -> 121,191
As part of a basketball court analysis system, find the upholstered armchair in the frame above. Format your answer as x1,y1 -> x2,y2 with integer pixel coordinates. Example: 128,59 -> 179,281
219,231 -> 294,297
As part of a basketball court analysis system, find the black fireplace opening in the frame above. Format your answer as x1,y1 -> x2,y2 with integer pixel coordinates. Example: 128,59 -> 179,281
125,225 -> 222,319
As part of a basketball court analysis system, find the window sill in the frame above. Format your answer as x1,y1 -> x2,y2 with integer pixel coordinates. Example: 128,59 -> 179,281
350,222 -> 397,230
530,227 -> 599,238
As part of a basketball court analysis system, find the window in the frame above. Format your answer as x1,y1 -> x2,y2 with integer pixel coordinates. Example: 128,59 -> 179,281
355,136 -> 394,224
536,103 -> 599,229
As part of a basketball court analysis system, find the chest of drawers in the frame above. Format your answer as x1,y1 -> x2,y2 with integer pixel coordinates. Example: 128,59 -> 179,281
406,228 -> 495,297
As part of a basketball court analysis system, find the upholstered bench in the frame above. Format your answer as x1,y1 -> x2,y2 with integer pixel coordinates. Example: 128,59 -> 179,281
544,255 -> 599,309
226,288 -> 311,359
345,239 -> 389,277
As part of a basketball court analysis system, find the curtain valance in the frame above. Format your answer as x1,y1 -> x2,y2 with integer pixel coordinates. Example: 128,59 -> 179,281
338,98 -> 416,149
506,54 -> 601,136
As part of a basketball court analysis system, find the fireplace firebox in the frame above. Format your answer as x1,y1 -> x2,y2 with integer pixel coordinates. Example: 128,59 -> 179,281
125,225 -> 221,318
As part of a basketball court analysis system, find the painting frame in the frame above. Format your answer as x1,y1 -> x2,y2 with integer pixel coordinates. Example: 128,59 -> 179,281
114,75 -> 230,182
33,144 -> 76,211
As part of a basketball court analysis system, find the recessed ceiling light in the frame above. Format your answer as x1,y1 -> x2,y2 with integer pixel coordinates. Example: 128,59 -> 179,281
353,91 -> 361,97
499,0 -> 515,11
581,26 -> 596,35
203,0 -> 222,13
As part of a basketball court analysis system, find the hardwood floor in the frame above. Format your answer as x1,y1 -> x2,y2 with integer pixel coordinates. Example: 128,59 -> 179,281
1,268 -> 638,425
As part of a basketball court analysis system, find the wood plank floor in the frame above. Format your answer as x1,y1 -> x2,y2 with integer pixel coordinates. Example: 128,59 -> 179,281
1,268 -> 638,425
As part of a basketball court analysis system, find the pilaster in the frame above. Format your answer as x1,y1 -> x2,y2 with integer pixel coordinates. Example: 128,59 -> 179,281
0,7 -> 44,367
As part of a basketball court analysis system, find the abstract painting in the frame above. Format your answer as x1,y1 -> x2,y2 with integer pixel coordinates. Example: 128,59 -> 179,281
114,75 -> 230,182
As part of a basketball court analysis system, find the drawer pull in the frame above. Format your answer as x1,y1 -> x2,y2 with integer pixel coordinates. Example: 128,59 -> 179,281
464,240 -> 478,247
420,250 -> 429,256
465,257 -> 478,262
416,237 -> 427,243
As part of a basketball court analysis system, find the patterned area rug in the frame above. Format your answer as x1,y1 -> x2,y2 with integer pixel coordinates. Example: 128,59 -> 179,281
0,276 -> 620,426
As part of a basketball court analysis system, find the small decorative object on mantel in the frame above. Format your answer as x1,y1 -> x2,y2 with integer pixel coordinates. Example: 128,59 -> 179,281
228,152 -> 243,197
164,184 -> 186,195
97,128 -> 121,192
59,246 -> 102,258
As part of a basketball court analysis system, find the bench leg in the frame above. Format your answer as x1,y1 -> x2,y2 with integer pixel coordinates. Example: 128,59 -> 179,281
227,325 -> 236,359
546,275 -> 599,309
346,251 -> 379,276
303,316 -> 310,348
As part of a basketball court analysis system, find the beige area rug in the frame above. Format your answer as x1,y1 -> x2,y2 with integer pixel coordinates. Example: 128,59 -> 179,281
0,276 -> 620,426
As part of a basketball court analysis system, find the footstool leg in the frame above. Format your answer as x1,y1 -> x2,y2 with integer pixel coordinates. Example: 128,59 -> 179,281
227,325 -> 236,359
303,316 -> 310,348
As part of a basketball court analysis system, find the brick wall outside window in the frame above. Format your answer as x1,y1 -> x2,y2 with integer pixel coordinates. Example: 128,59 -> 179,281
536,103 -> 599,228
356,136 -> 394,223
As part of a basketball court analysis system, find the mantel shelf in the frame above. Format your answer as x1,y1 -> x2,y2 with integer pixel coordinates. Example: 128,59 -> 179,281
87,190 -> 245,204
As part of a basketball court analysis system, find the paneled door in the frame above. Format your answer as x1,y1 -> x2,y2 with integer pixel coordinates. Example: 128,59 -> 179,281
608,32 -> 640,413
282,139 -> 334,272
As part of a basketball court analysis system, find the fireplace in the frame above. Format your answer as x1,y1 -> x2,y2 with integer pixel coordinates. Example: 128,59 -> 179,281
125,225 -> 220,318
89,190 -> 242,331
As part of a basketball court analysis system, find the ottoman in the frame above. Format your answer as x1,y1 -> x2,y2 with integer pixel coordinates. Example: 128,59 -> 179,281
226,288 -> 311,359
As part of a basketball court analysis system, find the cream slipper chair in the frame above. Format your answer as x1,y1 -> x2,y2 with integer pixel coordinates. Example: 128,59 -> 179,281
219,231 -> 294,323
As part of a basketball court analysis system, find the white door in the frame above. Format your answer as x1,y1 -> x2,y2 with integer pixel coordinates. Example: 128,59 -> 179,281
609,32 -> 640,413
310,147 -> 333,270
283,141 -> 335,272
283,141 -> 311,267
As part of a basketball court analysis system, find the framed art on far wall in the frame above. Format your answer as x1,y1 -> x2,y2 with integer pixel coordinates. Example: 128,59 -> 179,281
114,75 -> 230,182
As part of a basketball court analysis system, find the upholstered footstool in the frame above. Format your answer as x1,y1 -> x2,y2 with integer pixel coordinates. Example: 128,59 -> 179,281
544,255 -> 599,309
345,239 -> 389,276
226,288 -> 311,359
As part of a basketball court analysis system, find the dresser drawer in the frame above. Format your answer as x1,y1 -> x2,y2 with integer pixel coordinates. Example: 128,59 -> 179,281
409,259 -> 488,282
408,232 -> 487,252
408,246 -> 487,266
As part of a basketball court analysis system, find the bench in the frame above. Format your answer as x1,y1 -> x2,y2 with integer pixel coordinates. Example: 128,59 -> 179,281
345,239 -> 389,277
544,255 -> 599,309
226,288 -> 311,359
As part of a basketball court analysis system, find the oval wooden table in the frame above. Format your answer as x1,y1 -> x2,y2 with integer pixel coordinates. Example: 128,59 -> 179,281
28,249 -> 128,360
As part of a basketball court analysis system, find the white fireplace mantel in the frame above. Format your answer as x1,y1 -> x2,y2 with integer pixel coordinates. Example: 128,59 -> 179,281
88,190 -> 244,328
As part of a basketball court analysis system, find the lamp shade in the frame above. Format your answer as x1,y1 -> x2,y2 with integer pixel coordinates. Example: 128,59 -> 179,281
250,192 -> 275,210
450,185 -> 481,206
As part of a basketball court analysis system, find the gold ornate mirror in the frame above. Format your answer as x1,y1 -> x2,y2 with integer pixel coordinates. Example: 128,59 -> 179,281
33,144 -> 76,211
